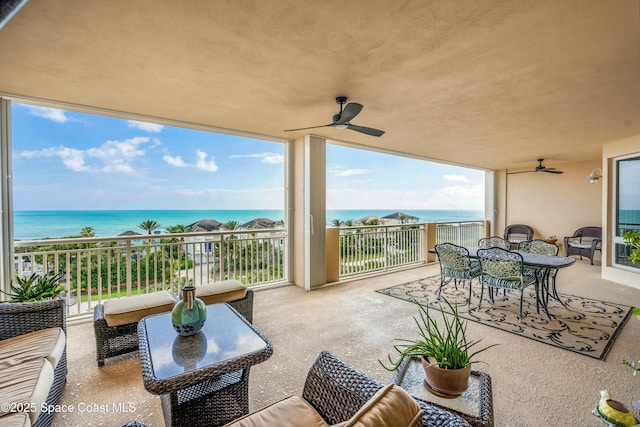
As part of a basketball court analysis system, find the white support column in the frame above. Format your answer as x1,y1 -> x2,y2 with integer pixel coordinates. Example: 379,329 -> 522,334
0,98 -> 14,298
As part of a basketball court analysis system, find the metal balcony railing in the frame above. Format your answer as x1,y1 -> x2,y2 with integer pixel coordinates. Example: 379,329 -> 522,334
13,229 -> 287,318
337,220 -> 486,279
339,224 -> 424,278
435,220 -> 485,248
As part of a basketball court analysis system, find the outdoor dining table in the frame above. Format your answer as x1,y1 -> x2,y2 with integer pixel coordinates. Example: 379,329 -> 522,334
430,246 -> 576,316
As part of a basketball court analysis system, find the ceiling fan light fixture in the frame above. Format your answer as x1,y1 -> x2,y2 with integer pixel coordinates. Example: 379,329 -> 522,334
334,124 -> 348,129
587,168 -> 602,184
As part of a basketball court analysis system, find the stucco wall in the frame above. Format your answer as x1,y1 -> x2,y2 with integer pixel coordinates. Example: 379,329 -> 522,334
499,160 -> 602,245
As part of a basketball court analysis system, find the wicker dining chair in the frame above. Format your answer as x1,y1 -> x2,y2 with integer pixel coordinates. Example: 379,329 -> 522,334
478,236 -> 511,250
503,224 -> 534,249
434,243 -> 481,302
477,247 -> 538,321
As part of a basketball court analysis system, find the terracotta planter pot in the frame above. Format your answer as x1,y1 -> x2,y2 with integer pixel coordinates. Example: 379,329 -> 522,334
421,356 -> 471,397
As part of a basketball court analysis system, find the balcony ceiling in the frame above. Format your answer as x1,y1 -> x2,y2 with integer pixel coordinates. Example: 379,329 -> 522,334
1,0 -> 639,171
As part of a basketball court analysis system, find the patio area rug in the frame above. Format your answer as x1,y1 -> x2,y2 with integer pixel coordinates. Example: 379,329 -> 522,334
376,275 -> 634,360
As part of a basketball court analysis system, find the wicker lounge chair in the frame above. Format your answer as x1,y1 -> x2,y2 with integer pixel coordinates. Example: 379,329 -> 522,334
123,351 -> 472,427
564,226 -> 602,265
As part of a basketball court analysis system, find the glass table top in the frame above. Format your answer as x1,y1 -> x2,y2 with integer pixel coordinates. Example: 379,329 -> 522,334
141,303 -> 270,380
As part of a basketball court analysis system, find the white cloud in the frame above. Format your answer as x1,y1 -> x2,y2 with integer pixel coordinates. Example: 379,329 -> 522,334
14,136 -> 150,173
163,154 -> 187,167
326,183 -> 484,211
195,150 -> 218,172
127,120 -> 164,133
162,150 -> 219,172
328,167 -> 370,177
175,188 -> 206,197
443,174 -> 469,183
230,152 -> 284,164
24,106 -> 69,123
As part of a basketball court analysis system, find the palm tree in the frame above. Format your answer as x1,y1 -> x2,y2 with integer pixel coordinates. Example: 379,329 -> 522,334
222,220 -> 240,240
332,219 -> 343,227
138,219 -> 161,252
166,224 -> 185,234
138,220 -> 161,235
344,219 -> 354,227
222,220 -> 240,231
80,226 -> 95,237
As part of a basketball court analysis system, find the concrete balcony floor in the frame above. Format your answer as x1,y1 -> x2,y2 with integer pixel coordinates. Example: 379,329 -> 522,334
58,259 -> 640,426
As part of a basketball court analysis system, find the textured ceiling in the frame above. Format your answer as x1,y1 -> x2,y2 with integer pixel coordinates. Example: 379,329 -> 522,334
1,0 -> 639,171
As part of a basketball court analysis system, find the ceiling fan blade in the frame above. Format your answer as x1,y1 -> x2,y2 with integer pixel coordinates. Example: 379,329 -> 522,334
507,170 -> 535,175
284,124 -> 333,132
346,124 -> 385,137
543,169 -> 563,174
335,103 -> 363,125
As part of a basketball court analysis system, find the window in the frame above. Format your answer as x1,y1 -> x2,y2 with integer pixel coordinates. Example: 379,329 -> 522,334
614,155 -> 640,269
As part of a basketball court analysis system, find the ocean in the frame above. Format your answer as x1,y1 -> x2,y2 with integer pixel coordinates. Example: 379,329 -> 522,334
13,209 -> 485,240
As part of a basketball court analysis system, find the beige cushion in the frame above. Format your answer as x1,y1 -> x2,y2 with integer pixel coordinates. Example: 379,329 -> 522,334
103,291 -> 176,327
0,358 -> 54,424
0,412 -> 31,427
195,280 -> 247,305
223,396 -> 328,427
343,384 -> 424,427
0,328 -> 65,370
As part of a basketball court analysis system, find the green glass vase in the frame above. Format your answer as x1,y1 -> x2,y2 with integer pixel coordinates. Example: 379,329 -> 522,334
171,286 -> 207,336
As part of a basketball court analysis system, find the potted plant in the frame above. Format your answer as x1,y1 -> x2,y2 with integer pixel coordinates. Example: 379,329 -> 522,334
380,299 -> 497,397
3,272 -> 65,302
623,231 -> 640,264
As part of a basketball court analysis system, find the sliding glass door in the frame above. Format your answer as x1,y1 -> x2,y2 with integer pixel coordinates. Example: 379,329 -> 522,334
614,155 -> 640,269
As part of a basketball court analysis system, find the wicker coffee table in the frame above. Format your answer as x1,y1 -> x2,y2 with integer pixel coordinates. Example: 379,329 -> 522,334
391,356 -> 494,427
138,303 -> 273,427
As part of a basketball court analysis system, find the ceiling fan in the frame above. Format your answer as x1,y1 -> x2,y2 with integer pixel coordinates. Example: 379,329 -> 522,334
284,96 -> 385,137
507,159 -> 564,175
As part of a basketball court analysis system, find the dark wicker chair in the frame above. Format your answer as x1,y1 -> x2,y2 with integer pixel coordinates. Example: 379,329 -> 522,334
0,299 -> 67,427
503,224 -> 534,249
125,350 -> 471,427
564,226 -> 602,265
94,289 -> 254,367
302,351 -> 473,427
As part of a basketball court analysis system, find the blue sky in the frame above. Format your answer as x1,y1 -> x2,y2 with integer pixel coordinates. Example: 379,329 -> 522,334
11,103 -> 485,211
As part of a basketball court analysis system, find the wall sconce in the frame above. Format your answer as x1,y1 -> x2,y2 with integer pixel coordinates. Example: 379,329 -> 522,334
586,168 -> 602,184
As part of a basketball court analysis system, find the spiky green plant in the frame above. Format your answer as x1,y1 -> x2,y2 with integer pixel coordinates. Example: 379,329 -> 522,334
5,272 -> 65,302
380,298 -> 498,371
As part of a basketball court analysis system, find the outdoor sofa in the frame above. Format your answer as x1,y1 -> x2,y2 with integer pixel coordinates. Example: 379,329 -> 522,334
0,298 -> 67,427
94,280 -> 253,366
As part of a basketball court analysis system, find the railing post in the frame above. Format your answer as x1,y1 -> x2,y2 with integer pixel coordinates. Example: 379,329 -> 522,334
125,241 -> 132,296
384,226 -> 389,271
